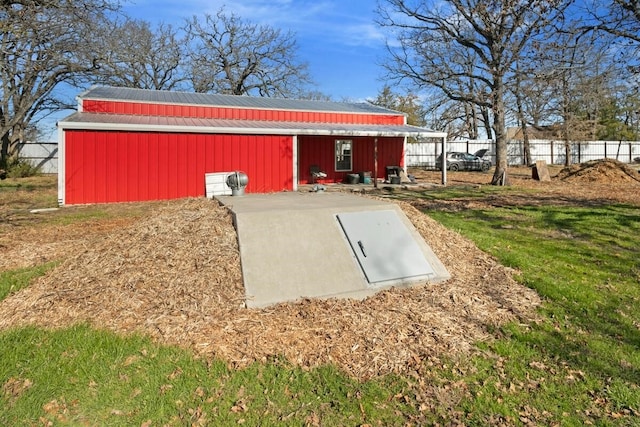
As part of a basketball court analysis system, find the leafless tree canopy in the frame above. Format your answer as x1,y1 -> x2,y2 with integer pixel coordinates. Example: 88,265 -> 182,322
0,0 -> 119,168
3,0 -> 639,172
587,0 -> 640,44
93,20 -> 186,91
0,4 -> 319,167
378,0 -> 571,183
184,8 -> 312,97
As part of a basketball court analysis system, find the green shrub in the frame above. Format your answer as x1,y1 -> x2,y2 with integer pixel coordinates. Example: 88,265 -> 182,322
6,157 -> 40,178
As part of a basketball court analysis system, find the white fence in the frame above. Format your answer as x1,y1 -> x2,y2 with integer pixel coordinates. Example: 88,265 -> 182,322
17,142 -> 58,173
406,139 -> 493,168
12,139 -> 640,174
406,139 -> 640,168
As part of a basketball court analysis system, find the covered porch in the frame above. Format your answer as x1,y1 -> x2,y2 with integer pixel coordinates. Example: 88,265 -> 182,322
293,126 -> 447,189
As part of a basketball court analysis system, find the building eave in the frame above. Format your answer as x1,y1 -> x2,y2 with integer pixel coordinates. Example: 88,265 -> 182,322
57,113 -> 447,139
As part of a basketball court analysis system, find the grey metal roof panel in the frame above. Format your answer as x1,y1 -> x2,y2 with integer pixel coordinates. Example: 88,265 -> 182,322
58,112 -> 446,137
79,86 -> 404,116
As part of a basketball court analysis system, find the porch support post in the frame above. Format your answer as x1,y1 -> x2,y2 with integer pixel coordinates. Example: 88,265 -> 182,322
292,135 -> 298,191
374,137 -> 378,189
441,135 -> 447,186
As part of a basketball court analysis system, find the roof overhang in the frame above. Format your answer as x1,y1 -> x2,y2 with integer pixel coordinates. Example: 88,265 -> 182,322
58,113 -> 447,139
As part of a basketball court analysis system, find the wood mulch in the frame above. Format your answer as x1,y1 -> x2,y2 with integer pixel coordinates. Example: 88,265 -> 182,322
1,159 -> 638,380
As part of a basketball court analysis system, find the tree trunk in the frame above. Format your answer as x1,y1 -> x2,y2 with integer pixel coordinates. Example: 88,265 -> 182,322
522,123 -> 531,166
513,65 -> 532,166
491,83 -> 510,186
0,132 -> 10,170
464,103 -> 478,139
481,105 -> 493,140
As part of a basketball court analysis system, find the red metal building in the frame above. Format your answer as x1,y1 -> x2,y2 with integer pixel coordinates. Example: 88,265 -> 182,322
57,87 -> 446,205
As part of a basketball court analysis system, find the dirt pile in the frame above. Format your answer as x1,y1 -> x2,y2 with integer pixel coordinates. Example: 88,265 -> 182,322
0,198 -> 540,380
555,159 -> 640,184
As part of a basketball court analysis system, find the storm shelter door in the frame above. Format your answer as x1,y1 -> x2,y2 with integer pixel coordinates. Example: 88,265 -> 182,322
336,210 -> 435,284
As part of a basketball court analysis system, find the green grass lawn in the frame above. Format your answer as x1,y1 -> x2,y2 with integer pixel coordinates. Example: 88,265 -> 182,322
1,182 -> 639,425
0,324 -> 415,426
425,200 -> 640,425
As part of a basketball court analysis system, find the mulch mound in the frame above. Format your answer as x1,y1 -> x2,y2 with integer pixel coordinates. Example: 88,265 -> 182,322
0,197 -> 540,380
555,158 -> 640,184
0,218 -> 136,271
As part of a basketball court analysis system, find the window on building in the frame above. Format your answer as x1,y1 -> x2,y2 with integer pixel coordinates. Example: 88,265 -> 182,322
335,139 -> 352,171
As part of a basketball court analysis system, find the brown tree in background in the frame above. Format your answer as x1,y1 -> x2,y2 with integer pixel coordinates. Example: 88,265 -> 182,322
184,8 -> 312,98
377,0 -> 571,185
587,0 -> 640,44
0,0 -> 119,169
92,19 -> 186,91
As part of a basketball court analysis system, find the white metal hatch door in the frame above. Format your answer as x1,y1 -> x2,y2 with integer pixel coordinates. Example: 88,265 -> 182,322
336,210 -> 435,285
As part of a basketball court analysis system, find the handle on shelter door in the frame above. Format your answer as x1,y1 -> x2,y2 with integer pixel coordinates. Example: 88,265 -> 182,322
357,240 -> 367,257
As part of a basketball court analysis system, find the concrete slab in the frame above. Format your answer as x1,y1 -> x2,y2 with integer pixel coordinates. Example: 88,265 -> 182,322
217,192 -> 450,308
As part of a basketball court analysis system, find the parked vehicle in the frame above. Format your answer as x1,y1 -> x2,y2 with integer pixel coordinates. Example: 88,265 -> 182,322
435,151 -> 492,171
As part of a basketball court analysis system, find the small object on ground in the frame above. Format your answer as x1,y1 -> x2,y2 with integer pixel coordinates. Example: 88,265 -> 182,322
30,208 -> 60,214
532,160 -> 551,181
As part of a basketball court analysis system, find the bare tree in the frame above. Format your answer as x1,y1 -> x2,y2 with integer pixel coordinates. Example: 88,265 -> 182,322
184,8 -> 312,97
429,58 -> 493,140
510,61 -> 533,165
577,1 -> 640,142
0,0 -> 119,169
377,0 -> 571,185
531,26 -> 619,165
507,53 -> 559,166
422,97 -> 469,138
92,19 -> 186,91
586,0 -> 640,44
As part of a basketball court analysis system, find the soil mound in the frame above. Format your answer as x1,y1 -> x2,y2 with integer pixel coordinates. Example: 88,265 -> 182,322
555,159 -> 640,184
0,198 -> 540,380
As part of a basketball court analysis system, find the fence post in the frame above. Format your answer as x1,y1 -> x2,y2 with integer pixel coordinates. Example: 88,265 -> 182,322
578,142 -> 581,163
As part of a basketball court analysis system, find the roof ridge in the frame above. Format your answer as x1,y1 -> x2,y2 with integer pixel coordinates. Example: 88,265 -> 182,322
79,86 -> 404,116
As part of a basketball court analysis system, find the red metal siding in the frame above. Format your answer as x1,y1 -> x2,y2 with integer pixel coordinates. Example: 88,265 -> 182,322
81,99 -> 406,125
297,136 -> 404,184
64,130 -> 293,204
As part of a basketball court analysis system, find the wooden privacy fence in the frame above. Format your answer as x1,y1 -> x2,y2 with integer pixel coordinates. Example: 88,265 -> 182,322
406,139 -> 640,168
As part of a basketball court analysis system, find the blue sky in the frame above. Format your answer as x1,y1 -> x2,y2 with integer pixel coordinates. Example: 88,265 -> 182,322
122,0 -> 391,101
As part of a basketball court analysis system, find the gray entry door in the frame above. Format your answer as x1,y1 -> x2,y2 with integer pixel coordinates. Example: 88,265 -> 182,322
336,210 -> 435,284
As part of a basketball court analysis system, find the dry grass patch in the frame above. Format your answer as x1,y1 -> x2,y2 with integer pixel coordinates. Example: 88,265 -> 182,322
409,160 -> 640,206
